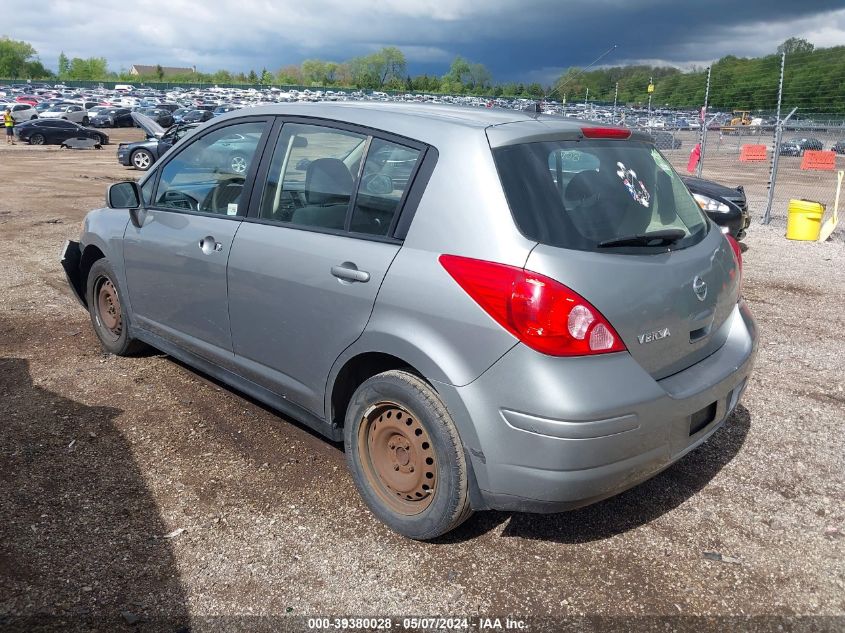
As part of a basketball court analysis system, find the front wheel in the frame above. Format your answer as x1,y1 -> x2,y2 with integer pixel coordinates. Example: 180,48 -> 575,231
344,370 -> 473,540
131,148 -> 154,171
86,259 -> 147,356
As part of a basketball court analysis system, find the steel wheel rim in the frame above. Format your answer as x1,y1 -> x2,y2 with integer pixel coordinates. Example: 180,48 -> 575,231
95,276 -> 122,340
357,402 -> 437,515
133,152 -> 150,168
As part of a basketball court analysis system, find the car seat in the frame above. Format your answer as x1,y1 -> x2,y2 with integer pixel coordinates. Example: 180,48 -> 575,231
290,158 -> 353,230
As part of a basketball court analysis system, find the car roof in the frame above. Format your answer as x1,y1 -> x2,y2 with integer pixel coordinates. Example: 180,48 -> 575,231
212,101 -> 612,147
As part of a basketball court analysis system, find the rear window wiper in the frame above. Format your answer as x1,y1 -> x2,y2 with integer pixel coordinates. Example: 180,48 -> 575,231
598,228 -> 686,248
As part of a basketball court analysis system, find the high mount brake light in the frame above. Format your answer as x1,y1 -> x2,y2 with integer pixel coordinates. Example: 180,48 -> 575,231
581,127 -> 631,140
439,255 -> 627,357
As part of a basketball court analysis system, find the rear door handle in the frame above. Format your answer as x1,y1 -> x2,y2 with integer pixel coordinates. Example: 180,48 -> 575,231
331,262 -> 370,283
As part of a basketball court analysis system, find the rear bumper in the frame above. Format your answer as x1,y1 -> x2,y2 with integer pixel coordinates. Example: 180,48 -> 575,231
61,240 -> 87,308
437,300 -> 758,513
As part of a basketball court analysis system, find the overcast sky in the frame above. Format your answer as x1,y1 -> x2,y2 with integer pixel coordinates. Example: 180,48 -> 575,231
8,1 -> 845,82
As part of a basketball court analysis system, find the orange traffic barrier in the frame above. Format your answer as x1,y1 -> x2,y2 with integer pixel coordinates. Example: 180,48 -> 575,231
801,150 -> 836,171
739,145 -> 768,162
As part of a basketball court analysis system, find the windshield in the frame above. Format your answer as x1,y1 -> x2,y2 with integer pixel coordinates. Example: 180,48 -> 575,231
492,139 -> 708,252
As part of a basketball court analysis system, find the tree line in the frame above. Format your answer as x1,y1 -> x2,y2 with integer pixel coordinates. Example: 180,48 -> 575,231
553,38 -> 845,113
2,35 -> 843,111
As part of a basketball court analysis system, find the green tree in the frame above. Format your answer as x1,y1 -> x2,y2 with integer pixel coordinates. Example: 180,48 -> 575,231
58,52 -> 69,78
247,69 -> 258,84
778,37 -> 814,56
300,59 -> 327,85
67,57 -> 108,80
349,47 -> 406,88
155,64 -> 164,81
260,67 -> 273,85
0,37 -> 39,78
276,64 -> 302,85
212,69 -> 233,84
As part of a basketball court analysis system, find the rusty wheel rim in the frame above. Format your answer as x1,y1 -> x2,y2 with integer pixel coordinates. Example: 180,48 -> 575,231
95,276 -> 122,339
358,402 -> 437,515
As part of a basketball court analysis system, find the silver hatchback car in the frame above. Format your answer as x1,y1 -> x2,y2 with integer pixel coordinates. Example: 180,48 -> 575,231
62,103 -> 757,539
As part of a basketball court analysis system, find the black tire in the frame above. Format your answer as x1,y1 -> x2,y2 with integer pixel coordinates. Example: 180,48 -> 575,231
96,134 -> 108,146
131,148 -> 154,171
30,115 -> 37,120
344,370 -> 473,540
29,133 -> 45,145
85,259 -> 147,356
82,116 -> 90,126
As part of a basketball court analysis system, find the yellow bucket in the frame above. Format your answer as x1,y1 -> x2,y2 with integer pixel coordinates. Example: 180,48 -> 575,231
786,199 -> 825,241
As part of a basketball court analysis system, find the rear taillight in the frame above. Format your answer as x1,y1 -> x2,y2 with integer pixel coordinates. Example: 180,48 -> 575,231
439,255 -> 626,356
726,234 -> 743,294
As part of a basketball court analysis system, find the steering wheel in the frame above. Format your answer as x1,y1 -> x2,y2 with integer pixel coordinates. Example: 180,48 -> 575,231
209,177 -> 246,214
160,189 -> 198,211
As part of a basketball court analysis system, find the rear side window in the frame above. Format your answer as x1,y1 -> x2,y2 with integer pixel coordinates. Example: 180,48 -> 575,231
493,140 -> 707,252
350,138 -> 420,236
258,123 -> 366,230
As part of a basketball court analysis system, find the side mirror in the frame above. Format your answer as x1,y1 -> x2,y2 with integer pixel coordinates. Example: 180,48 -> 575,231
107,181 -> 145,228
107,181 -> 142,209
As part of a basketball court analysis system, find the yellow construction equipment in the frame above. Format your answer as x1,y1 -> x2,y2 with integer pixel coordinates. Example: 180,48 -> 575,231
722,110 -> 753,135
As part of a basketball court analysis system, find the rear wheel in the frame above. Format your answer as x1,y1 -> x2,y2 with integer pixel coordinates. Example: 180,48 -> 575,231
344,370 -> 473,540
86,259 -> 147,356
82,116 -> 90,125
29,133 -> 45,145
131,148 -> 154,171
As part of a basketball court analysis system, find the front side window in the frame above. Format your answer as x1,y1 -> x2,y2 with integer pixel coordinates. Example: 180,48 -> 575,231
154,121 -> 265,215
493,139 -> 707,252
258,123 -> 366,230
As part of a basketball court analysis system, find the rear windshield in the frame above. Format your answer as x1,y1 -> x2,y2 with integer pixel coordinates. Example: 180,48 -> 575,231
493,139 -> 708,251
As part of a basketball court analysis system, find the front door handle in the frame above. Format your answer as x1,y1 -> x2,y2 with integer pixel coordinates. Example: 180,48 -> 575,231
331,262 -> 370,283
199,236 -> 223,254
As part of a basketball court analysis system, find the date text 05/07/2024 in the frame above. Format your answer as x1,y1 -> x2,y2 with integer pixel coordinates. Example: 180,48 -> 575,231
306,617 -> 528,630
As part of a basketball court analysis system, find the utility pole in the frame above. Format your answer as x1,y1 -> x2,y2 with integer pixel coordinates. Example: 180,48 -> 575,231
763,52 -> 788,225
584,88 -> 589,110
696,66 -> 712,178
647,75 -> 653,125
613,82 -> 618,122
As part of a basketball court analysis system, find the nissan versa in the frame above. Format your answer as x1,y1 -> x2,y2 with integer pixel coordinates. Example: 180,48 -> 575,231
61,103 -> 758,540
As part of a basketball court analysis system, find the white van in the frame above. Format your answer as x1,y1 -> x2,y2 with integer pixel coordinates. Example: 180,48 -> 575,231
114,84 -> 135,92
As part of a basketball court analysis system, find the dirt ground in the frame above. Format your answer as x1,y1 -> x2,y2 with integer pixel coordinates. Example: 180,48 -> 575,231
0,128 -> 843,632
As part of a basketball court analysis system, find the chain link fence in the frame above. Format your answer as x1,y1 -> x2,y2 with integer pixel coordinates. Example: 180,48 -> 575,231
642,49 -> 845,235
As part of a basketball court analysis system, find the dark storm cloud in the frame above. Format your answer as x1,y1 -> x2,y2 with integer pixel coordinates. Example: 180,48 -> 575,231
6,0 -> 844,82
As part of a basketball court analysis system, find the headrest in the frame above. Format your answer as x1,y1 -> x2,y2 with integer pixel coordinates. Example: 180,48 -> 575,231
305,158 -> 354,206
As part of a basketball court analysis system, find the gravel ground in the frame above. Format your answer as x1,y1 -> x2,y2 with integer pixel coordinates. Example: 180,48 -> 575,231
0,131 -> 843,632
